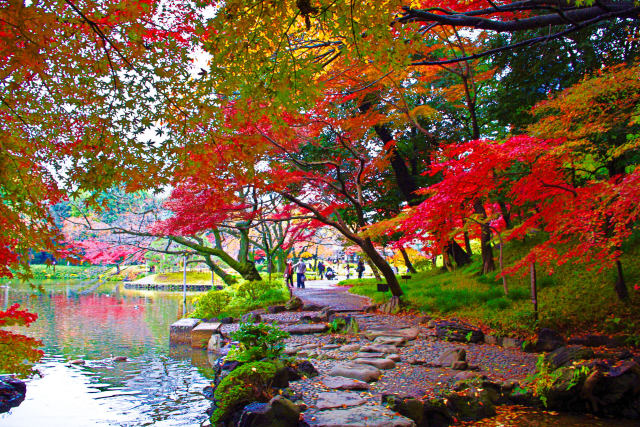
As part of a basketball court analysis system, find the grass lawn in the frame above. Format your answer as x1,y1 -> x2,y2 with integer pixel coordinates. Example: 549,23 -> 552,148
347,236 -> 640,340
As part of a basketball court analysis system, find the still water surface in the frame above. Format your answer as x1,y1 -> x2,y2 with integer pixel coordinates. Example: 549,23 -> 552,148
1,283 -> 212,427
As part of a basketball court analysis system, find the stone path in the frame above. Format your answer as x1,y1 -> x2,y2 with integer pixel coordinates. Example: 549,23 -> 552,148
292,280 -> 371,312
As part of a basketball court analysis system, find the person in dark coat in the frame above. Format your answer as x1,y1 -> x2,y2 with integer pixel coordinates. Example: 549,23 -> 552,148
317,260 -> 325,279
356,259 -> 365,279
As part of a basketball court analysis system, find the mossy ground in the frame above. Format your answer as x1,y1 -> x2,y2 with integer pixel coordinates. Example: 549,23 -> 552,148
348,236 -> 640,339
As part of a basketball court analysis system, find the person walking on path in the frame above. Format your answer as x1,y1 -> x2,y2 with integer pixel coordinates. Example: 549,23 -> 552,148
317,260 -> 325,279
345,263 -> 351,279
295,260 -> 307,289
285,261 -> 294,288
356,259 -> 365,279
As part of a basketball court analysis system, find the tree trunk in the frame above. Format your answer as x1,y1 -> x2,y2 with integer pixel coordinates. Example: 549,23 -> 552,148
530,261 -> 538,321
463,230 -> 472,256
614,260 -> 629,301
498,201 -> 512,229
361,238 -> 403,297
237,262 -> 262,282
473,199 -> 496,274
399,246 -> 417,274
203,256 -> 236,286
442,245 -> 454,271
364,255 -> 382,280
448,240 -> 471,267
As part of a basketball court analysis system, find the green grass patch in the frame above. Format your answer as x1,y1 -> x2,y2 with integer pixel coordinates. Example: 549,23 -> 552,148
348,236 -> 640,337
190,278 -> 290,319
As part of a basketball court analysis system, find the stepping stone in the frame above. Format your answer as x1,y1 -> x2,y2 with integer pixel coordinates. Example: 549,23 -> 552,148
388,354 -> 401,362
283,324 -> 328,334
373,336 -> 407,346
316,391 -> 366,410
191,322 -> 221,349
355,352 -> 385,358
284,347 -> 299,355
361,344 -> 397,354
169,318 -> 201,345
338,344 -> 361,352
365,327 -> 419,341
302,343 -> 320,350
322,376 -> 370,390
323,344 -> 341,350
304,405 -> 415,426
328,363 -> 382,382
353,358 -> 396,370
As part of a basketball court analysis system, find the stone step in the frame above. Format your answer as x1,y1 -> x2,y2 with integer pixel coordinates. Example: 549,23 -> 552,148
169,318 -> 201,345
191,322 -> 222,349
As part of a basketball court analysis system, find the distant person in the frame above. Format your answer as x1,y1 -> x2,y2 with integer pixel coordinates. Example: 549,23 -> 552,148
285,261 -> 294,288
317,260 -> 325,279
345,263 -> 351,279
295,260 -> 307,289
325,266 -> 335,280
356,259 -> 365,279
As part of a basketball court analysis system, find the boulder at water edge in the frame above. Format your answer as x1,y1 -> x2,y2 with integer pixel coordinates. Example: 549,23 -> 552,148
0,376 -> 26,414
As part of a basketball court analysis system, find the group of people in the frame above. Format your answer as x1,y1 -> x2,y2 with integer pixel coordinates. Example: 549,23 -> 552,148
284,259 -> 367,289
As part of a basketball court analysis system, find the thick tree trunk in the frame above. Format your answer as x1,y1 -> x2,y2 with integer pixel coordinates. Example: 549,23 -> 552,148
203,256 -> 236,286
448,240 -> 471,267
364,255 -> 382,280
614,260 -> 629,301
498,201 -> 512,229
463,230 -> 472,256
473,199 -> 496,274
530,261 -> 538,321
399,246 -> 417,274
442,245 -> 454,271
361,238 -> 403,297
237,262 -> 262,282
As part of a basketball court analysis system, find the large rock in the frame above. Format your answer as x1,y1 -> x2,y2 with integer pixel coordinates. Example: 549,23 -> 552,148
207,334 -> 222,353
191,322 -> 222,348
361,344 -> 397,354
322,376 -> 371,390
169,318 -> 201,344
237,396 -> 300,427
365,327 -> 419,341
568,334 -> 620,348
0,377 -> 26,414
282,323 -> 328,334
546,346 -> 595,369
316,391 -> 366,410
533,328 -> 566,352
305,405 -> 416,427
435,320 -> 483,343
267,305 -> 286,314
285,296 -> 304,311
328,363 -> 382,382
353,358 -> 396,370
373,336 -> 407,346
435,348 -> 466,368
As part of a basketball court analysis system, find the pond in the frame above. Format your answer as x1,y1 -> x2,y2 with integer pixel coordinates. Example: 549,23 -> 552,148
0,283 -> 213,427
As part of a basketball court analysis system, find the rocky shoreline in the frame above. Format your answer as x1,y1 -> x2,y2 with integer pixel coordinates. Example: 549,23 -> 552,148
188,295 -> 640,426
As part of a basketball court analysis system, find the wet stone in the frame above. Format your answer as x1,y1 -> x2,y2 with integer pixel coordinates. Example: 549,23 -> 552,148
315,391 -> 366,410
328,363 -> 382,382
353,357 -> 396,370
305,405 -> 416,427
361,344 -> 397,354
321,376 -> 371,390
339,344 -> 361,352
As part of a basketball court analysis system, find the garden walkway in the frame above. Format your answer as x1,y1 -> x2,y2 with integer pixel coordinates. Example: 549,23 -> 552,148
292,279 -> 371,312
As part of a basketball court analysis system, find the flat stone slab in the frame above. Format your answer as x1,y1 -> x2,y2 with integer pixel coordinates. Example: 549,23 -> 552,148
191,322 -> 221,349
365,327 -> 419,341
361,344 -> 397,354
322,376 -> 370,390
170,318 -> 201,345
353,358 -> 396,370
305,405 -> 416,426
316,391 -> 366,410
283,324 -> 328,334
328,363 -> 382,382
355,352 -> 385,358
338,344 -> 361,352
373,336 -> 407,346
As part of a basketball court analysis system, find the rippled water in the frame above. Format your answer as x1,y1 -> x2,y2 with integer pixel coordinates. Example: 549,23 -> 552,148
0,284 -> 213,427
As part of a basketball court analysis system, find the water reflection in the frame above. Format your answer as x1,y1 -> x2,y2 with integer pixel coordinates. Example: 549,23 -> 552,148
0,285 -> 211,427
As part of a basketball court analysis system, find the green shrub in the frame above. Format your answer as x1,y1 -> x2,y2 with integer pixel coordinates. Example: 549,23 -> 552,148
227,320 -> 290,362
191,290 -> 231,318
485,297 -> 510,310
212,360 -> 280,423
